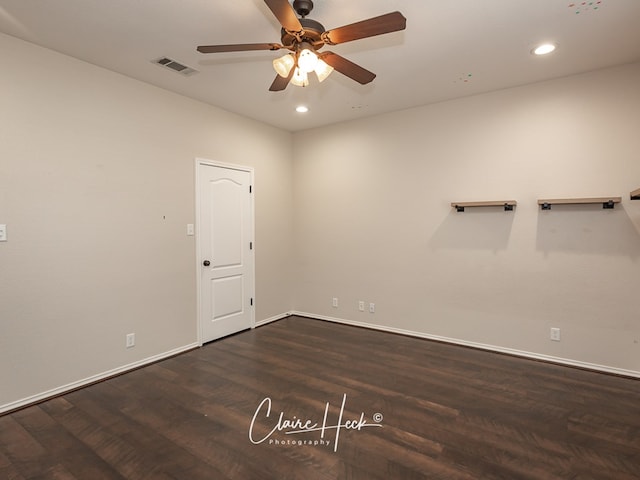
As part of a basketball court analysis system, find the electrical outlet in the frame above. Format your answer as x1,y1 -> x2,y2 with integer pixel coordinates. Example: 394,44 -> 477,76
358,301 -> 365,312
550,328 -> 560,342
332,297 -> 338,308
126,333 -> 135,348
369,303 -> 375,313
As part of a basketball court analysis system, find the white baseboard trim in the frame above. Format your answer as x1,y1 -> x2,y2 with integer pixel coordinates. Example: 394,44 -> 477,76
292,311 -> 640,379
5,312 -> 636,415
1,342 -> 200,415
254,311 -> 292,328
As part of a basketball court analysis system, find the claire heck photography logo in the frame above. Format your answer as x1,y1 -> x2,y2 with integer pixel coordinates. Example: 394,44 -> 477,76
249,393 -> 384,453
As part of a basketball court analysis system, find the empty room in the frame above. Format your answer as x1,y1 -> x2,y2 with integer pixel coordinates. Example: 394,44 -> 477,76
1,1 -> 639,478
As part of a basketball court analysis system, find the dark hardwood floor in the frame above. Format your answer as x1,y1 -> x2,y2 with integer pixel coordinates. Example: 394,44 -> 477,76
2,316 -> 639,479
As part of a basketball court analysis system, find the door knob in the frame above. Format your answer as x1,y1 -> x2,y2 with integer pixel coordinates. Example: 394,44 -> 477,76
203,260 -> 211,266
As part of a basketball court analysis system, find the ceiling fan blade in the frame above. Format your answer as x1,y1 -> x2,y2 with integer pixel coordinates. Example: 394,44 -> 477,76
322,11 -> 406,45
320,52 -> 376,85
197,43 -> 283,53
263,0 -> 303,33
269,68 -> 294,92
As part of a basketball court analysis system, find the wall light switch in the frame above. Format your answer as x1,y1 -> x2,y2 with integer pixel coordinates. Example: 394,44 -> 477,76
187,224 -> 195,236
0,224 -> 6,242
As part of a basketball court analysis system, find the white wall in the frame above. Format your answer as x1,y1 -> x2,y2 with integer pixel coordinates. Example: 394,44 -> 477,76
292,62 -> 640,376
2,31 -> 639,413
0,33 -> 294,411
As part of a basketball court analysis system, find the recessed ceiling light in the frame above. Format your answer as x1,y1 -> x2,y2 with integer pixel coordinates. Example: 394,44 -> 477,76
295,105 -> 309,113
532,43 -> 557,55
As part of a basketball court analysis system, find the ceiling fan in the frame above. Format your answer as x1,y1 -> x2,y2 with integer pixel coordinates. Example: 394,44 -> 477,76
197,0 -> 406,91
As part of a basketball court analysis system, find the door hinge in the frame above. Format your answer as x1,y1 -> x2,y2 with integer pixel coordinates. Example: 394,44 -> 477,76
250,241 -> 253,250
250,298 -> 254,306
249,185 -> 252,193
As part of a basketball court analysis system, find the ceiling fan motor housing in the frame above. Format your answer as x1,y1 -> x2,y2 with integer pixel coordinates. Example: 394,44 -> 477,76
281,17 -> 326,50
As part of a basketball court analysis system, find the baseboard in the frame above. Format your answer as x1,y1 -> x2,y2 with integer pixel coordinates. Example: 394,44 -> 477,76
2,312 -> 293,416
5,312 -> 635,415
292,311 -> 640,379
254,311 -> 292,328
0,342 -> 200,415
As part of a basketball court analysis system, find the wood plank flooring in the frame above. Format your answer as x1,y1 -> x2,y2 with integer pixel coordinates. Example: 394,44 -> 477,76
1,315 -> 639,479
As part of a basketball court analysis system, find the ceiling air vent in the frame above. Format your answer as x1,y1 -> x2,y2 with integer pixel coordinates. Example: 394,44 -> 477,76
153,57 -> 198,76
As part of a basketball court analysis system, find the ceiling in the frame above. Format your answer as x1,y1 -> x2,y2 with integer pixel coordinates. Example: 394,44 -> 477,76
2,0 -> 640,132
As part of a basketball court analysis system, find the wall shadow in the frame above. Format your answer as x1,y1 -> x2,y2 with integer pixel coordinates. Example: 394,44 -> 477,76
428,207 -> 515,251
536,204 -> 640,258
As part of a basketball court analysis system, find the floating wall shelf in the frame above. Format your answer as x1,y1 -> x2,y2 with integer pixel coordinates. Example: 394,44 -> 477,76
631,188 -> 640,200
451,200 -> 517,212
537,197 -> 621,210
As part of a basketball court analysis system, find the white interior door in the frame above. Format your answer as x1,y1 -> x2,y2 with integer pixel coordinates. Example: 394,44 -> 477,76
198,161 -> 254,343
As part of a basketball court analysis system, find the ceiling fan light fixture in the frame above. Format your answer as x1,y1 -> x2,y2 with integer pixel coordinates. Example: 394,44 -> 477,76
314,58 -> 333,82
273,53 -> 295,77
297,43 -> 319,73
291,67 -> 309,87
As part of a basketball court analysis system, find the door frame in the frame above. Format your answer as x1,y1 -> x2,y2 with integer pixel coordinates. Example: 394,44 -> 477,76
195,158 -> 255,346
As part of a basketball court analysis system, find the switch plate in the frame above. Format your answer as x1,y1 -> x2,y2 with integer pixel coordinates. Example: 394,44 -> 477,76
550,327 -> 561,342
332,297 -> 338,308
369,303 -> 375,313
187,224 -> 195,236
126,333 -> 135,348
358,301 -> 365,312
0,224 -> 6,242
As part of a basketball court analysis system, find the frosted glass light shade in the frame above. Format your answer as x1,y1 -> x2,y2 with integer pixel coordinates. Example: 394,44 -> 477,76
273,54 -> 295,77
291,67 -> 309,87
297,48 -> 318,73
314,59 -> 333,82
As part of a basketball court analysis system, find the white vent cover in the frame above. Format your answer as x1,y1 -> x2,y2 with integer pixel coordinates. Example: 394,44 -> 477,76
153,57 -> 198,76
